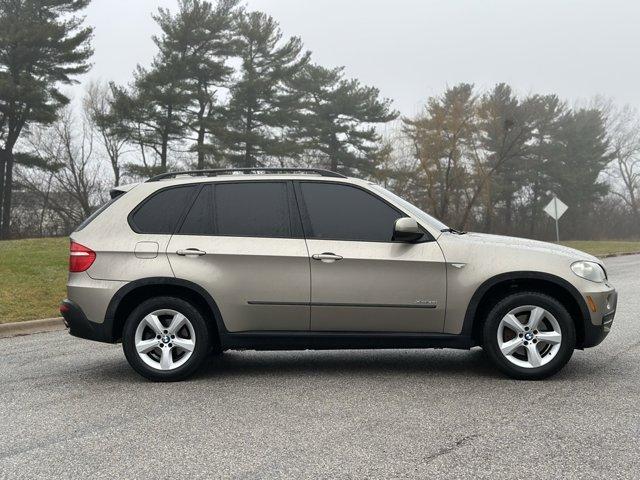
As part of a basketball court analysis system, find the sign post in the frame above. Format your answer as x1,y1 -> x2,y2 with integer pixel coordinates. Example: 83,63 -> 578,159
543,196 -> 568,243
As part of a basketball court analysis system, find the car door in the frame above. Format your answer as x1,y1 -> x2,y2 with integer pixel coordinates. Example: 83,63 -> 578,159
167,181 -> 310,333
296,181 -> 446,333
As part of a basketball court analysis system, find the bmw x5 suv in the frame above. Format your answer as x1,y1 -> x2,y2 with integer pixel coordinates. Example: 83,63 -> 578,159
61,168 -> 617,381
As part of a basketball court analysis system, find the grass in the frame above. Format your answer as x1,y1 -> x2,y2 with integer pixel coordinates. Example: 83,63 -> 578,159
561,240 -> 640,257
0,237 -> 68,324
0,237 -> 639,324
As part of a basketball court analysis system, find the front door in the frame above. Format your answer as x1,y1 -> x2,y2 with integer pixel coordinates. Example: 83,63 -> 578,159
296,181 -> 446,333
167,181 -> 310,333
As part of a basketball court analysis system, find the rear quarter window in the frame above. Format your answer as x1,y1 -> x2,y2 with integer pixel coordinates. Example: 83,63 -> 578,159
129,185 -> 198,234
75,195 -> 123,232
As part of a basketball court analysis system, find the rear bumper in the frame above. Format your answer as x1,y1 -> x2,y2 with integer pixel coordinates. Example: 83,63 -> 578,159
60,299 -> 115,343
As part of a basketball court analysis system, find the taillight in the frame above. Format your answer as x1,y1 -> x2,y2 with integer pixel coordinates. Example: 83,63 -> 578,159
69,241 -> 96,272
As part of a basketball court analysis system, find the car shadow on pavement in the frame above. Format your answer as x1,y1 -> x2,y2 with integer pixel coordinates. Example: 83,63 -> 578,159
90,347 -> 598,384
191,348 -> 504,381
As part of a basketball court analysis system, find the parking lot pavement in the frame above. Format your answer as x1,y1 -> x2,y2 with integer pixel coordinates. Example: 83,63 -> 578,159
1,255 -> 639,479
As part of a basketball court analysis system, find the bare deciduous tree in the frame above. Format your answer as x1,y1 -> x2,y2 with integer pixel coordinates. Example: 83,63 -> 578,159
83,80 -> 130,186
18,108 -> 104,231
602,102 -> 640,230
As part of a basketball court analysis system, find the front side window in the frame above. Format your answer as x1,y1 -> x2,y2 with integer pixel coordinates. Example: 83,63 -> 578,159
299,182 -> 403,242
130,186 -> 198,234
214,182 -> 291,238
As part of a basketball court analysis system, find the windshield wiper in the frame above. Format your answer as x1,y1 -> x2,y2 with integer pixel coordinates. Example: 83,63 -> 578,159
440,227 -> 467,235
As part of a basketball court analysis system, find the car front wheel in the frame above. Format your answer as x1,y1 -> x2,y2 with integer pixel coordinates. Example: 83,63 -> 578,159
482,292 -> 576,380
122,296 -> 210,382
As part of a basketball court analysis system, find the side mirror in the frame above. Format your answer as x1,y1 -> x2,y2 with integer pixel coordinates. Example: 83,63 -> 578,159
393,217 -> 424,243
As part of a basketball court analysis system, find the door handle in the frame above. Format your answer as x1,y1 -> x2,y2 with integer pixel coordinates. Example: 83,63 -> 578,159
176,248 -> 206,257
312,252 -> 343,263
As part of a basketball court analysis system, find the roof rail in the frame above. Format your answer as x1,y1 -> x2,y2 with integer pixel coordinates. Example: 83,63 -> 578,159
147,168 -> 347,182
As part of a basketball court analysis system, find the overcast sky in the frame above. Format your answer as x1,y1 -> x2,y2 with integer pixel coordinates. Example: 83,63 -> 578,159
76,0 -> 640,116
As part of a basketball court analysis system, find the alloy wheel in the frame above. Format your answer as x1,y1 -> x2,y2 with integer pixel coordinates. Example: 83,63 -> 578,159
496,305 -> 562,369
134,309 -> 196,371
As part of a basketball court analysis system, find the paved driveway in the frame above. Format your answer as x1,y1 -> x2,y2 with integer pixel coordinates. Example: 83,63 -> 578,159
1,255 -> 639,479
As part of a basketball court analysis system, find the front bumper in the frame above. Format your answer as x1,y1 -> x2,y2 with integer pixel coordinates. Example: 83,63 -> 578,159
580,286 -> 617,348
60,299 -> 115,343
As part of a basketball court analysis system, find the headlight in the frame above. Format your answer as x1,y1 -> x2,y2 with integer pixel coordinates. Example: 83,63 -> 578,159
571,261 -> 606,283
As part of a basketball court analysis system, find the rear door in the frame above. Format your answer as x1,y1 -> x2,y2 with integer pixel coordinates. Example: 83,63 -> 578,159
167,181 -> 310,333
296,181 -> 446,333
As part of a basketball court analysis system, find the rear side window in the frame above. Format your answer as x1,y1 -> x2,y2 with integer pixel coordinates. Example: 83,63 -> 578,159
299,182 -> 403,242
130,186 -> 198,234
214,182 -> 291,238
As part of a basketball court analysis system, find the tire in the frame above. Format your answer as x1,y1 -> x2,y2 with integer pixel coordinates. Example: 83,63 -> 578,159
122,296 -> 211,382
482,291 -> 576,380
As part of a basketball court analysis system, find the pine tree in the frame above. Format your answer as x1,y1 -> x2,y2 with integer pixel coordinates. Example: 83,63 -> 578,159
403,84 -> 476,225
110,61 -> 191,176
224,11 -> 309,167
550,108 -> 611,235
154,0 -> 240,169
0,0 -> 93,238
522,94 -> 566,236
475,83 -> 533,231
288,64 -> 398,175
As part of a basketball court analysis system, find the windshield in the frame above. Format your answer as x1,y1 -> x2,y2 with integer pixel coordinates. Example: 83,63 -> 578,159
369,184 -> 449,232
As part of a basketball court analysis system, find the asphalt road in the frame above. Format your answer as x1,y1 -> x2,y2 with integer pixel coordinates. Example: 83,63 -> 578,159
1,255 -> 639,479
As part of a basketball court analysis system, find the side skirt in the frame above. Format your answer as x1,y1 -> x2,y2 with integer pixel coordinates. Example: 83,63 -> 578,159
220,331 -> 475,351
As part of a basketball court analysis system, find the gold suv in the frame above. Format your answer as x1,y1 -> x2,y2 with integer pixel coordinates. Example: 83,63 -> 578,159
60,168 -> 617,381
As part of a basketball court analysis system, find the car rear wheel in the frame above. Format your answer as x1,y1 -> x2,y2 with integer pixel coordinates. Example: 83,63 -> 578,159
122,296 -> 210,382
482,292 -> 576,380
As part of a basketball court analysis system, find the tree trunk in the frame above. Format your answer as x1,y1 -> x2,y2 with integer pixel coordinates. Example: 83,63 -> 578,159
1,151 -> 14,239
243,106 -> 254,168
329,134 -> 340,171
243,142 -> 253,168
438,157 -> 453,221
108,147 -> 121,186
39,172 -> 54,237
196,101 -> 207,170
483,183 -> 494,232
529,183 -> 539,237
113,164 -> 121,187
461,172 -> 493,230
160,105 -> 173,171
0,149 -> 6,234
109,144 -> 121,186
197,124 -> 206,170
161,139 -> 168,171
504,195 -> 513,232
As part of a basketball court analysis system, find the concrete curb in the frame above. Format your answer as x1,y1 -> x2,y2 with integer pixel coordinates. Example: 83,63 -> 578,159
0,317 -> 65,339
600,251 -> 640,259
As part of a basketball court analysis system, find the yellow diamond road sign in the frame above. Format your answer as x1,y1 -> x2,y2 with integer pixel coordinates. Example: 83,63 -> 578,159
544,196 -> 568,220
